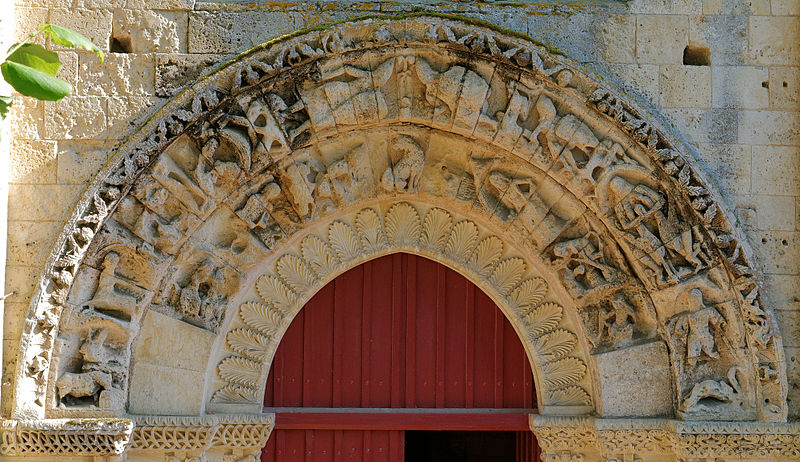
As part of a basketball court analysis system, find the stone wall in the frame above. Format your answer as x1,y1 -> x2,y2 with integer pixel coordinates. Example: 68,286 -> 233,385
5,0 -> 799,424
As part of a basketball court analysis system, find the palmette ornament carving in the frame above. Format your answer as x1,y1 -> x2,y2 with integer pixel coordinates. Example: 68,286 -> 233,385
15,15 -> 785,425
214,203 -> 591,407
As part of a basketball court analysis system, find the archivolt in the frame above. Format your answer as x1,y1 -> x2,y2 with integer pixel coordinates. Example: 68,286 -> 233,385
13,15 -> 786,423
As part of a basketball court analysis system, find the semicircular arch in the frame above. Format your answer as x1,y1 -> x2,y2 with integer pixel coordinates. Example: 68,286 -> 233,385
11,15 -> 786,424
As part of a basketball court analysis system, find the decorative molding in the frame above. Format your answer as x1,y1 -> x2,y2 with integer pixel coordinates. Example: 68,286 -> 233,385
9,15 -> 786,426
531,415 -> 800,460
130,415 -> 274,452
0,418 -> 132,456
212,202 -> 592,411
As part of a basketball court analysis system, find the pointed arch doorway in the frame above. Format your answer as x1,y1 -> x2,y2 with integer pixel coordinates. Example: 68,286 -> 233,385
261,253 -> 539,461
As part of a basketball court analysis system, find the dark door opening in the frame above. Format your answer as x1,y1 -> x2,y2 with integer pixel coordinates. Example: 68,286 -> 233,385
405,431 -> 516,462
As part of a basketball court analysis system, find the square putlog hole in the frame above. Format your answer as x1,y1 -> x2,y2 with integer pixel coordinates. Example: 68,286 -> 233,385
683,44 -> 711,66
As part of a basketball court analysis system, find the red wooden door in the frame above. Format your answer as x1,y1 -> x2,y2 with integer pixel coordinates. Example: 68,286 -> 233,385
262,253 -> 537,461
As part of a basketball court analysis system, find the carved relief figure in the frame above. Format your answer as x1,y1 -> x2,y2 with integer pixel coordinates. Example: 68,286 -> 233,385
84,252 -> 147,321
607,175 -> 709,285
679,366 -> 746,419
279,158 -> 318,218
551,234 -> 626,298
172,258 -> 234,332
314,143 -> 372,210
56,328 -> 124,408
381,135 -> 425,192
669,289 -> 726,367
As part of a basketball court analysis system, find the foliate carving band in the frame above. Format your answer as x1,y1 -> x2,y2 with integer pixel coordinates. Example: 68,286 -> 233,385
12,14 -> 786,426
212,202 -> 592,411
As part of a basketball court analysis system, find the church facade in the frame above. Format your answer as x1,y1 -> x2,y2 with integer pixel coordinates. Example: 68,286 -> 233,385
0,1 -> 798,460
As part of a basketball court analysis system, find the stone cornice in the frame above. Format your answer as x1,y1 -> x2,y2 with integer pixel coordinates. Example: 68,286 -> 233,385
530,415 -> 800,460
0,418 -> 133,456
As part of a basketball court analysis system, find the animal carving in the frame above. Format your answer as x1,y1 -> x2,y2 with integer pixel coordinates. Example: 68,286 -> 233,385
381,135 -> 425,192
56,370 -> 112,404
680,366 -> 745,418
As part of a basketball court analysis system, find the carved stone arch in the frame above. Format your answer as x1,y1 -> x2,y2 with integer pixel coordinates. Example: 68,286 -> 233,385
207,200 -> 594,416
11,15 -> 787,436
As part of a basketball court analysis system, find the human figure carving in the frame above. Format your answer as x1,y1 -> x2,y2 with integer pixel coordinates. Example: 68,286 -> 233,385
671,288 -> 726,366
85,252 -> 145,320
680,366 -> 744,417
56,328 -> 118,407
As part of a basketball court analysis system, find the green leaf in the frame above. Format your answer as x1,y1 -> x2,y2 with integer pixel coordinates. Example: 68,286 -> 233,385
39,24 -> 104,63
6,43 -> 61,76
1,61 -> 72,101
0,95 -> 12,119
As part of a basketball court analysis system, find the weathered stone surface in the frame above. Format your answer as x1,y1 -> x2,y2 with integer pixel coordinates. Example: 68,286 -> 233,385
188,11 -> 297,54
659,65 -> 712,108
662,108 -> 739,144
8,184 -> 83,221
57,140 -> 114,185
739,110 -> 800,145
752,195 -> 796,231
690,15 -> 749,65
6,221 -> 60,271
112,10 -> 186,53
78,54 -> 154,97
132,310 -> 215,372
155,53 -> 229,97
769,67 -> 800,110
44,96 -> 107,139
750,16 -> 800,66
129,363 -> 205,415
595,341 -> 673,417
636,15 -> 689,64
752,146 -> 800,196
7,97 -> 42,140
9,139 -> 56,184
595,14 -> 636,64
49,8 -> 113,52
107,96 -> 162,139
712,66 -> 769,109
695,143 -> 751,199
589,63 -> 660,105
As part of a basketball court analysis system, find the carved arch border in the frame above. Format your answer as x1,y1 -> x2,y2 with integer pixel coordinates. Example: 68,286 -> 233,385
11,14 -> 787,426
208,200 -> 594,415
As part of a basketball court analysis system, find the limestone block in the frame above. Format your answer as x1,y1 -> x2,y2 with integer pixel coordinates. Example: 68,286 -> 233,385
712,66 -> 769,109
112,10 -> 186,53
785,347 -> 800,418
695,143 -> 751,199
749,230 -> 800,275
13,7 -> 47,43
750,16 -> 800,66
49,8 -> 112,52
4,265 -> 39,301
738,110 -> 800,145
155,53 -> 228,98
769,67 -> 799,110
125,0 -> 195,8
7,97 -> 41,140
57,140 -> 114,184
9,139 -> 56,183
132,310 -> 215,372
690,15 -> 748,65
128,362 -> 205,415
752,194 -> 796,230
662,108 -> 738,144
752,145 -> 800,196
188,11 -> 297,54
762,273 -> 800,309
659,65 -> 711,108
772,0 -> 800,14
595,14 -> 636,64
628,0 -> 701,14
636,15 -> 689,64
589,63 -> 660,105
44,96 -> 106,139
528,14 -> 596,63
3,302 -> 28,346
702,0 -> 770,14
107,96 -> 163,139
7,220 -> 60,269
775,309 -> 799,347
55,51 -> 78,90
594,340 -> 673,417
7,184 -> 82,221
78,54 -> 154,97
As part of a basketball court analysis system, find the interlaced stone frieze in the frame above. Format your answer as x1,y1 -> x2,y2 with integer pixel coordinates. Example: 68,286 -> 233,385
9,16 -> 788,452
